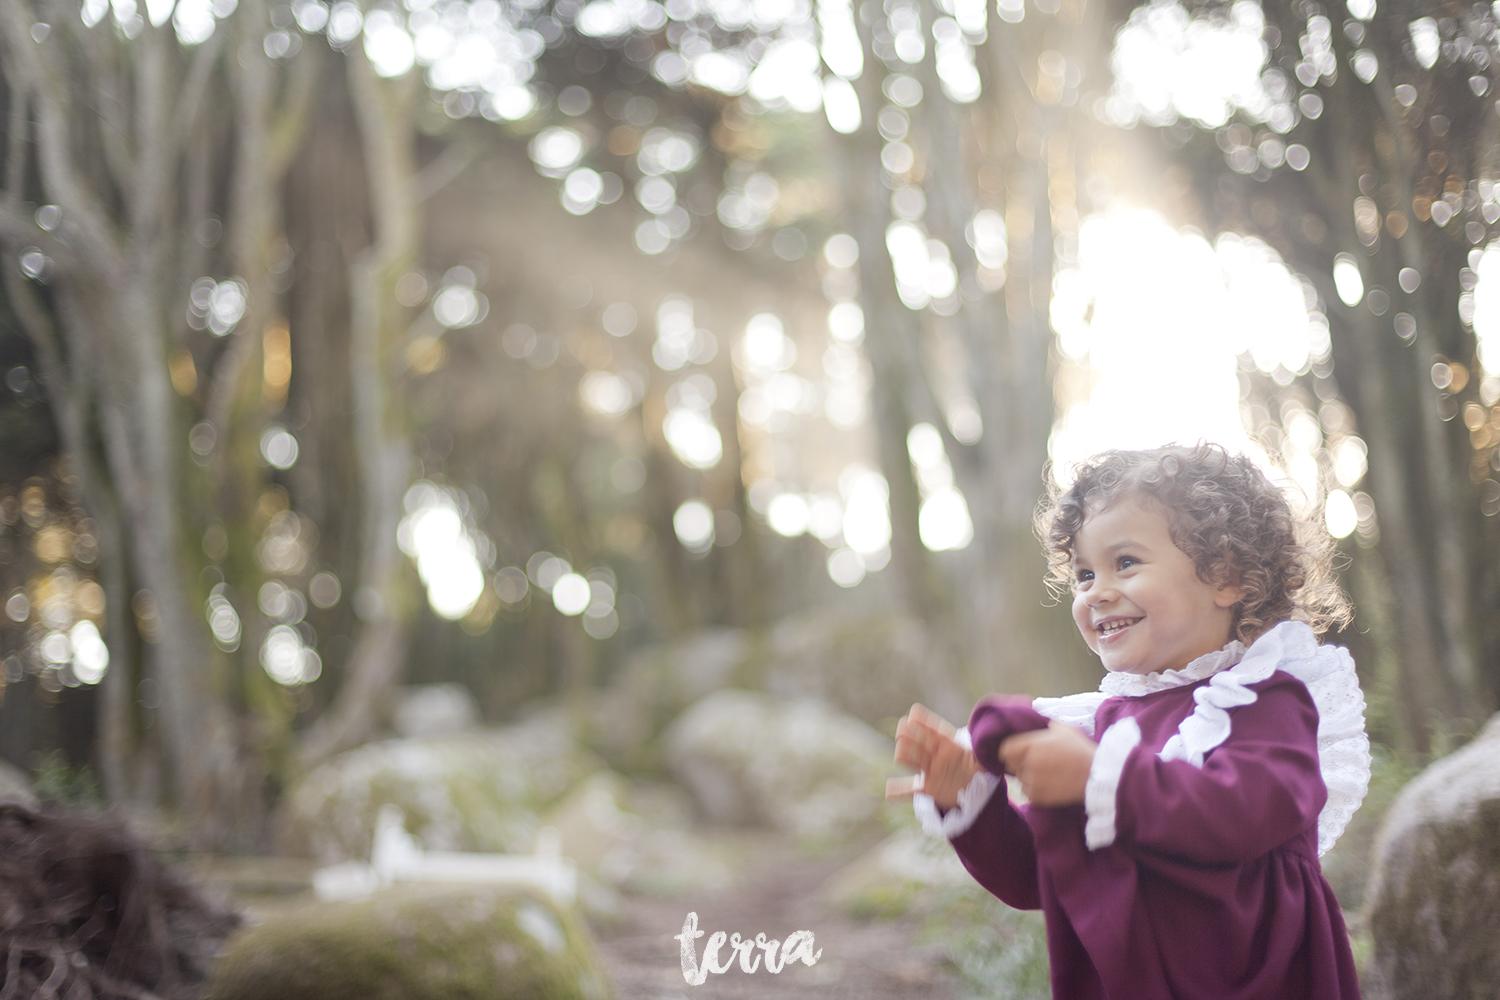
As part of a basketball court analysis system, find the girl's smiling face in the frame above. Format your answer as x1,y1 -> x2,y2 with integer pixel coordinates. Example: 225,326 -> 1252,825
1070,499 -> 1244,675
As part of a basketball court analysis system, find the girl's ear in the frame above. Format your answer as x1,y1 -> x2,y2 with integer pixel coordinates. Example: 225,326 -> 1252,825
1212,558 -> 1245,609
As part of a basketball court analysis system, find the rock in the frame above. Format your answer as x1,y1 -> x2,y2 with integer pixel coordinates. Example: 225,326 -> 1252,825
208,884 -> 609,1000
582,615 -> 966,775
280,711 -> 601,862
763,610 -> 966,728
540,771 -> 732,895
1363,714 -> 1500,1000
0,758 -> 36,806
392,683 -> 481,739
583,629 -> 751,770
539,771 -> 647,876
663,690 -> 892,843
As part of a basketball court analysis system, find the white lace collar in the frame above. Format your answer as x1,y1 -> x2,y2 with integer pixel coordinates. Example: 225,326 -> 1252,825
1098,640 -> 1248,697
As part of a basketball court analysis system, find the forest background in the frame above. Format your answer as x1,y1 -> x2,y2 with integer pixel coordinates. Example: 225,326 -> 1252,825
0,0 -> 1497,853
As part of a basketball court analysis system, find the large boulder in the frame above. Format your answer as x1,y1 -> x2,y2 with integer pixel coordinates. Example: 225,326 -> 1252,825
280,711 -> 600,862
1363,714 -> 1500,999
208,885 -> 608,1000
663,689 -> 892,843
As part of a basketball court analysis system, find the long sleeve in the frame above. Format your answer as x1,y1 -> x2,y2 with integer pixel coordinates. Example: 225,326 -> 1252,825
1104,673 -> 1325,865
968,695 -> 1052,774
948,789 -> 1043,910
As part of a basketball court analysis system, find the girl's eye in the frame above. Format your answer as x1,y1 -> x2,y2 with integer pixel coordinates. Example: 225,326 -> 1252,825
1075,569 -> 1094,584
1117,556 -> 1138,570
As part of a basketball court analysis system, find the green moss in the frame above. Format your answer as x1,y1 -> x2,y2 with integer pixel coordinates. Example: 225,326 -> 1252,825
209,885 -> 609,1000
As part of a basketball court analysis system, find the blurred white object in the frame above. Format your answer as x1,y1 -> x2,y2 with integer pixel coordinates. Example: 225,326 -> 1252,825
392,683 -> 480,739
0,760 -> 37,807
311,860 -> 381,900
313,805 -> 576,904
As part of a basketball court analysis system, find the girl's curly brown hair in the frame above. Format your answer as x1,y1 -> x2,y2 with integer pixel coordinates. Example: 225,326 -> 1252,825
1036,443 -> 1352,644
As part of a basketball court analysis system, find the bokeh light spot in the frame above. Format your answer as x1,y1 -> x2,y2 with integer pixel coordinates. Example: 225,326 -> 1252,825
673,500 -> 715,552
552,573 -> 591,615
1324,489 -> 1357,539
260,426 -> 299,470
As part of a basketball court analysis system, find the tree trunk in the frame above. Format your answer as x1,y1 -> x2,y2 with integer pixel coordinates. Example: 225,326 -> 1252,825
295,49 -> 418,769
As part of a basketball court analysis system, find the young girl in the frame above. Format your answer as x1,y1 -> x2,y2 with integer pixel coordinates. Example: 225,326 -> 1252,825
889,444 -> 1370,1000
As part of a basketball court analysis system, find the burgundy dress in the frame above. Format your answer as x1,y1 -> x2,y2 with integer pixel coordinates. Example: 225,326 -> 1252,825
943,643 -> 1364,1000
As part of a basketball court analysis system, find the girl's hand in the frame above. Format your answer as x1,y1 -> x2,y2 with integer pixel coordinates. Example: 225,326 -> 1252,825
887,703 -> 979,810
999,722 -> 1097,807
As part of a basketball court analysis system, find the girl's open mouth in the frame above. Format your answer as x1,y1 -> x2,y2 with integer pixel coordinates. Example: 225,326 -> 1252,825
1096,617 -> 1142,639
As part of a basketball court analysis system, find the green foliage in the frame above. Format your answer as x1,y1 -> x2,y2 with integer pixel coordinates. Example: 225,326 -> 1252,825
1319,740 -> 1424,911
921,886 -> 1050,1000
843,881 -> 923,920
32,751 -> 103,810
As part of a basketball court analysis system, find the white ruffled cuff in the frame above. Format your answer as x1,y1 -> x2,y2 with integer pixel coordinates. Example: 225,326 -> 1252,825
913,726 -> 1002,839
914,769 -> 1003,839
1084,717 -> 1142,850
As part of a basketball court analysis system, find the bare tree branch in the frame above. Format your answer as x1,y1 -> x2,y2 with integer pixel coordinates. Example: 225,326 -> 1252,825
93,46 -> 139,199
130,25 -> 176,238
0,0 -> 125,278
0,204 -> 72,265
3,70 -> 25,200
169,32 -> 225,160
268,43 -> 321,175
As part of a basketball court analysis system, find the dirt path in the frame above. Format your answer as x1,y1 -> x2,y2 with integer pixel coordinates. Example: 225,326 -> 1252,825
594,833 -> 961,1000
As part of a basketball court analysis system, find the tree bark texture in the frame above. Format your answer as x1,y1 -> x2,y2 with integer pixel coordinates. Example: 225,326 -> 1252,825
294,49 -> 419,770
